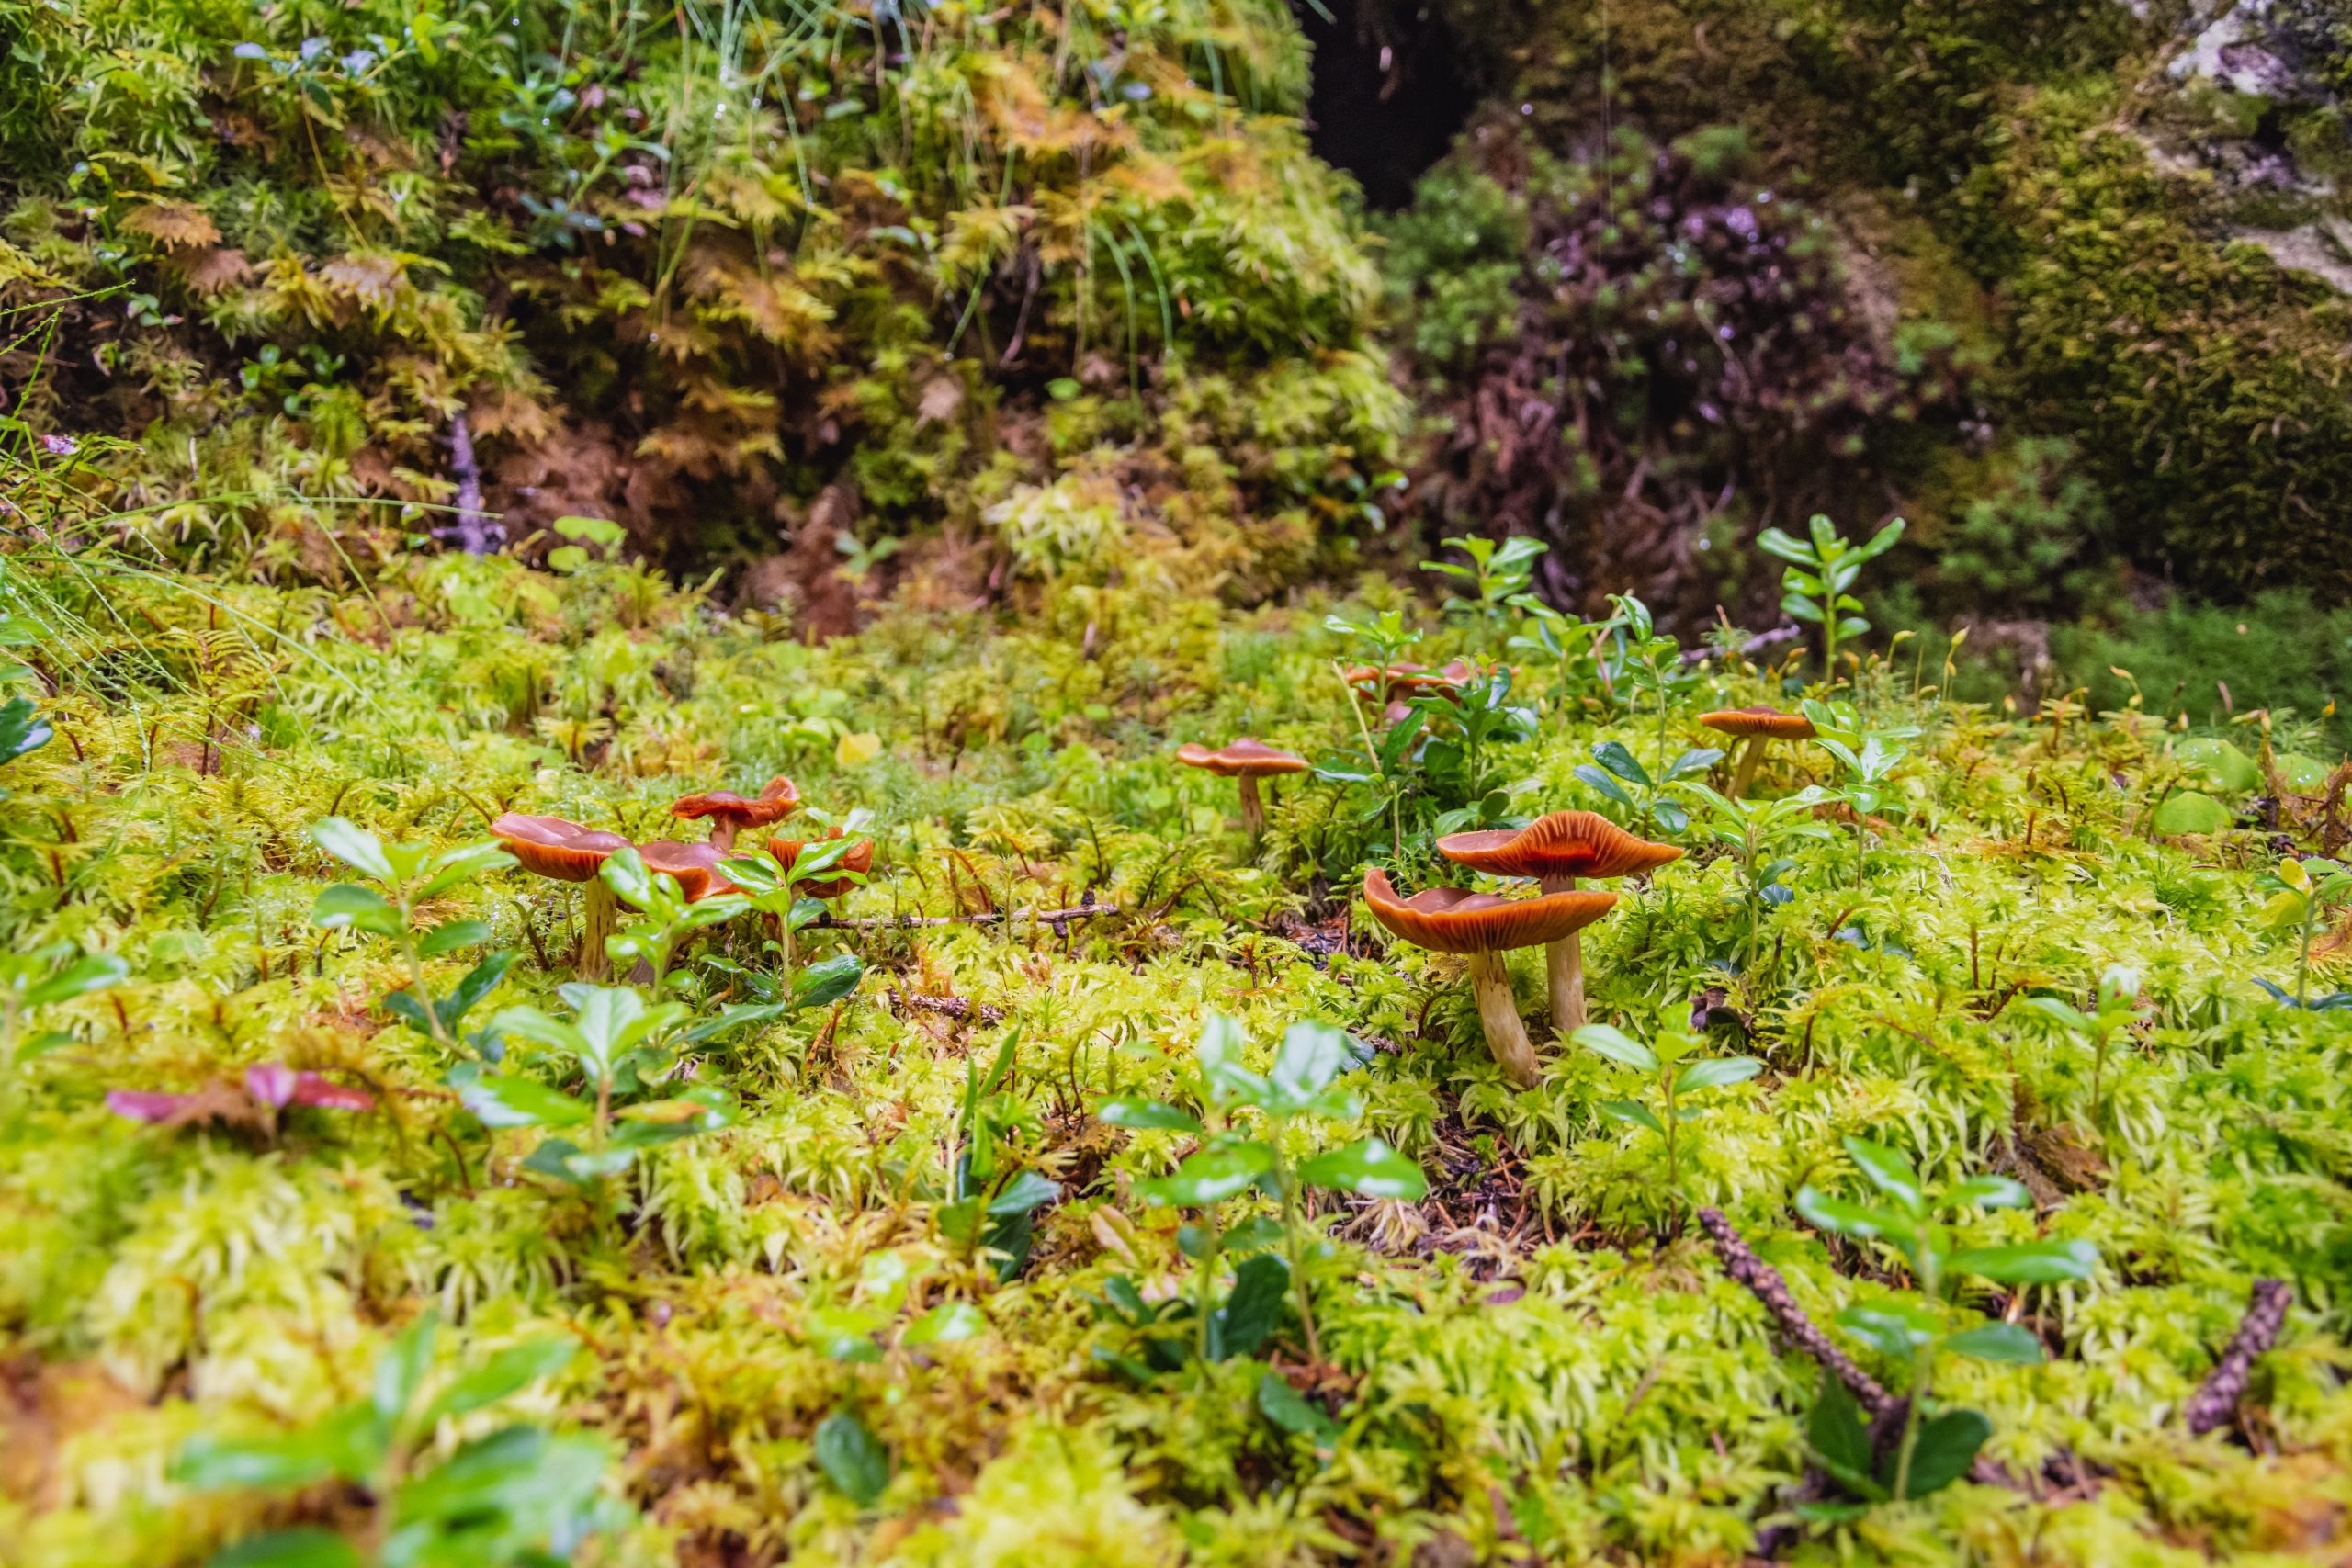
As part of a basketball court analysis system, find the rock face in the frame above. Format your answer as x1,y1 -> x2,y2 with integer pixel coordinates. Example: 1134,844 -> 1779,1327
1373,0 -> 2352,607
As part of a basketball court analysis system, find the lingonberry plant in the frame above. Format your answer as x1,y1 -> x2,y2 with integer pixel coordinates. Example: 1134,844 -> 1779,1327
1796,1136 -> 2098,1504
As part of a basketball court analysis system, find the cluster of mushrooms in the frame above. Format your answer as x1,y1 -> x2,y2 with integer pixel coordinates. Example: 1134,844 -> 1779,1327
491,776 -> 873,979
1181,699 -> 1821,1088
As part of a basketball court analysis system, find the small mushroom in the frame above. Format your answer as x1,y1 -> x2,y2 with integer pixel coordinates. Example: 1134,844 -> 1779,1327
1175,739 -> 1310,840
492,812 -> 631,980
671,775 -> 802,852
766,827 -> 876,900
637,840 -> 737,902
1362,867 -> 1616,1087
1345,660 -> 1478,705
1700,705 -> 1816,796
1437,812 -> 1680,1031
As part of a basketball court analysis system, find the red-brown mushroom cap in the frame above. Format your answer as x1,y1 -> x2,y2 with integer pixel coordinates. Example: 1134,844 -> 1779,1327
1175,739 -> 1309,777
1362,867 -> 1617,955
672,775 -> 802,831
1700,705 -> 1816,740
638,840 -> 736,902
767,828 -> 876,900
1437,811 -> 1683,883
491,813 -> 631,884
1346,662 -> 1476,704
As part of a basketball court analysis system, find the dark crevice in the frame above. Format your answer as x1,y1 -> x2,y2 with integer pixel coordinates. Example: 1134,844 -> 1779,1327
1294,1 -> 1481,209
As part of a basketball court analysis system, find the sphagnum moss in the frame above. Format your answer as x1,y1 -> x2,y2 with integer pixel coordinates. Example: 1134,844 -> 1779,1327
0,540 -> 2347,1564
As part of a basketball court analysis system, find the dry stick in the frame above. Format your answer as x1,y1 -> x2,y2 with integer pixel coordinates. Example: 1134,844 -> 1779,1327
888,990 -> 1008,1027
1697,1207 -> 1894,1416
2185,1280 -> 2291,1436
814,904 -> 1120,931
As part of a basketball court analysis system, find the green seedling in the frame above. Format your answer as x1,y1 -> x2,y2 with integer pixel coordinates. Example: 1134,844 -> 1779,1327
597,845 -> 750,991
1801,708 -> 1911,888
1577,738 -> 1721,838
471,983 -> 733,1190
719,820 -> 872,978
1680,783 -> 1832,974
1101,1014 -> 1425,1365
1421,534 -> 1547,637
938,1030 -> 1061,1280
1573,1022 -> 1760,1229
1,941 -> 127,1066
2259,856 -> 2352,1005
1758,514 -> 1905,678
1599,593 -> 1701,764
2022,964 -> 2144,1134
174,1314 -> 620,1567
309,817 -> 515,1053
1796,1135 -> 2097,1504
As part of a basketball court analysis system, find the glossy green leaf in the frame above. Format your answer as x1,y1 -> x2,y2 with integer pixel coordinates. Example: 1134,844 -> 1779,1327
1296,1136 -> 1427,1200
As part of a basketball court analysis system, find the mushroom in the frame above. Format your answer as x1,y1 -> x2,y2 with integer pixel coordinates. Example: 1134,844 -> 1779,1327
1700,705 -> 1816,796
637,840 -> 738,902
1175,739 -> 1310,840
671,775 -> 802,852
492,813 -> 632,980
1362,868 -> 1616,1087
1344,660 -> 1478,706
1436,812 -> 1680,1031
766,827 -> 876,900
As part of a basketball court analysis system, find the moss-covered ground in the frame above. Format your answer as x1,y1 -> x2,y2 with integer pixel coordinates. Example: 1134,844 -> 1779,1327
1,538 -> 2349,1565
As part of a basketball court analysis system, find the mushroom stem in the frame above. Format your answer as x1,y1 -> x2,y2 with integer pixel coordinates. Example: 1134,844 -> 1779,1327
1467,949 -> 1539,1088
581,878 -> 617,981
1238,774 -> 1265,839
1539,874 -> 1589,1030
708,822 -> 739,854
1729,736 -> 1769,797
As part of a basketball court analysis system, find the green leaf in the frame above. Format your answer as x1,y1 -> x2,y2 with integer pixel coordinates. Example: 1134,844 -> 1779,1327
1256,1372 -> 1342,1447
813,1411 -> 890,1506
1572,1023 -> 1658,1072
1892,1407 -> 1991,1498
373,1314 -> 436,1425
1591,739 -> 1652,788
0,695 -> 54,766
986,1169 -> 1059,1217
1947,1239 -> 2098,1284
1297,1136 -> 1428,1200
1672,1056 -> 1762,1094
22,951 -> 128,1009
2151,790 -> 2233,836
1096,1098 -> 1203,1134
206,1529 -> 363,1568
416,918 -> 491,957
458,1074 -> 592,1129
417,1338 -> 575,1428
1836,1303 -> 1939,1357
1195,1012 -> 1267,1104
1944,1175 -> 2034,1213
1135,1141 -> 1274,1207
175,1431 -> 337,1492
1573,764 -> 1636,808
1268,1020 -> 1356,1108
791,953 -> 865,1010
1215,1252 -> 1289,1360
904,1302 -> 986,1347
309,818 -> 396,882
416,841 -> 516,898
391,1424 -> 564,1526
1600,1098 -> 1667,1136
311,884 -> 403,938
1806,1375 -> 1877,1491
1942,1322 -> 2045,1364
1842,1136 -> 1925,1217
1794,1186 -> 1911,1245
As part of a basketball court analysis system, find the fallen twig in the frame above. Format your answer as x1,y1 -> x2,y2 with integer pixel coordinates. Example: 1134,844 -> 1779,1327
814,903 -> 1120,931
888,991 -> 1007,1026
2185,1279 -> 2291,1435
1698,1207 -> 1894,1416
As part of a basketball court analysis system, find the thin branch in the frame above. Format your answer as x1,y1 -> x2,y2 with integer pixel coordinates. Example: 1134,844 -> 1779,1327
888,990 -> 1007,1026
2186,1279 -> 2290,1435
1697,1207 -> 1894,1416
814,903 -> 1120,931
